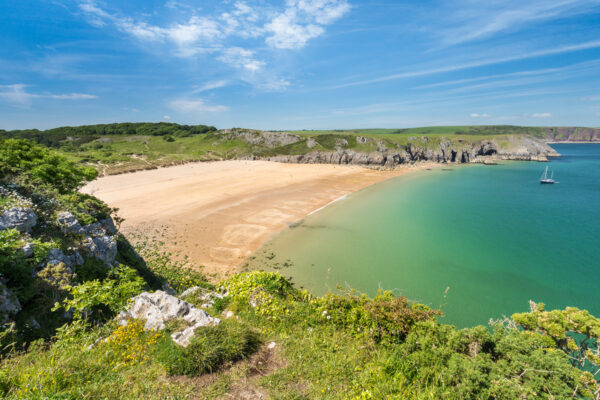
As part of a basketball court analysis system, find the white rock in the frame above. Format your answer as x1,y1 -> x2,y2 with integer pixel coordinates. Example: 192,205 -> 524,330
267,341 -> 276,350
56,211 -> 83,234
118,291 -> 220,347
181,286 -> 201,298
82,235 -> 117,266
223,310 -> 235,319
0,207 -> 37,233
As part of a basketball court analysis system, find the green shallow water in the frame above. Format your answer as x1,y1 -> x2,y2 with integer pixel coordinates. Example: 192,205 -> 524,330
249,144 -> 600,328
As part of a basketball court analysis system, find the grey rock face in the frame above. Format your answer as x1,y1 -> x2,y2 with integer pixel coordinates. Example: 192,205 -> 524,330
82,222 -> 105,237
56,212 -> 83,234
45,248 -> 84,271
99,218 -> 117,235
82,235 -> 117,266
118,291 -> 220,347
0,207 -> 37,233
0,282 -> 21,322
57,212 -> 118,237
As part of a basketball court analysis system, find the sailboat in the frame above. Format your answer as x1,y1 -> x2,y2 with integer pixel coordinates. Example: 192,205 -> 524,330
540,166 -> 556,184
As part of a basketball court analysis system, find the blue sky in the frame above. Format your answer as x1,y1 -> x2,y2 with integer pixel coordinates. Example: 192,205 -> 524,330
1,0 -> 600,130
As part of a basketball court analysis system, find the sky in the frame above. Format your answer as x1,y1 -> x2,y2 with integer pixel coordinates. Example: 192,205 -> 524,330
1,0 -> 600,130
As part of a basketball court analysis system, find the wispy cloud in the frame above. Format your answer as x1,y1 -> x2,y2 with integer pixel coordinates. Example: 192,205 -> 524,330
530,112 -> 552,118
169,98 -> 229,113
328,39 -> 600,89
50,93 -> 98,100
438,0 -> 600,45
470,113 -> 491,118
0,84 -> 97,107
193,80 -> 229,93
217,47 -> 264,72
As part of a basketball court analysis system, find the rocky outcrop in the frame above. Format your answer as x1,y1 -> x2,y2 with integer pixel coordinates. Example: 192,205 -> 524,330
117,291 -> 220,347
82,235 -> 117,265
57,212 -> 117,236
0,282 -> 21,323
56,212 -> 118,266
218,130 -> 301,147
264,136 -> 558,167
45,248 -> 84,271
0,207 -> 37,233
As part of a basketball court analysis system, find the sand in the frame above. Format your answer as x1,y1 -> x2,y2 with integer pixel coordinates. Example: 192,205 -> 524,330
82,160 -> 433,279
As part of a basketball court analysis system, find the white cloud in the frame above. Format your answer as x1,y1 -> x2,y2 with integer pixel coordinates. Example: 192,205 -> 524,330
169,98 -> 229,113
50,93 -> 98,100
470,113 -> 491,118
329,39 -> 600,89
0,84 -> 39,105
439,0 -> 600,45
0,84 -> 97,106
76,1 -> 350,89
193,80 -> 229,93
163,115 -> 171,119
218,47 -> 264,72
531,113 -> 552,118
265,0 -> 350,49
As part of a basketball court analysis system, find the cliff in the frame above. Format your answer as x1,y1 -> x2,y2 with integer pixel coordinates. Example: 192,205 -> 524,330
227,131 -> 560,167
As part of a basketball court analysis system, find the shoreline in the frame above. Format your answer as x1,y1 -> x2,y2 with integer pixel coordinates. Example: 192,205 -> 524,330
546,141 -> 600,144
83,160 -> 441,280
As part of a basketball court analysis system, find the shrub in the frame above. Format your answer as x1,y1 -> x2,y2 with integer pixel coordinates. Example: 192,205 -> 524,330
222,271 -> 300,318
58,192 -> 112,225
54,266 -> 146,321
512,302 -> 600,375
379,321 -> 598,399
0,139 -> 97,193
155,319 -> 261,376
314,289 -> 441,343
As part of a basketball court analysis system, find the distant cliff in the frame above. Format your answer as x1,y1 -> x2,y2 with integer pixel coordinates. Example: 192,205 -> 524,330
225,130 -> 560,167
539,127 -> 600,142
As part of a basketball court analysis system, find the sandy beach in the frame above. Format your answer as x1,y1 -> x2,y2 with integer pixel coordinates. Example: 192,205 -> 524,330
82,160 -> 433,279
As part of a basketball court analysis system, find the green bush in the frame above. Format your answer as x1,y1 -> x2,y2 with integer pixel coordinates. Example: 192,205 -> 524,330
54,266 -> 146,321
314,289 -> 441,343
58,192 -> 112,225
379,321 -> 597,399
222,271 -> 301,318
0,139 -> 97,193
155,320 -> 261,376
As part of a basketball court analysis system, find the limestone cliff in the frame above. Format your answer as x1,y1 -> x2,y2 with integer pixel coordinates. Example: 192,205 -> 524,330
228,130 -> 560,167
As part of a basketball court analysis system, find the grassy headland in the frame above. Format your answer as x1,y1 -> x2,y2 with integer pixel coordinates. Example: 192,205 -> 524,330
2,124 -> 598,175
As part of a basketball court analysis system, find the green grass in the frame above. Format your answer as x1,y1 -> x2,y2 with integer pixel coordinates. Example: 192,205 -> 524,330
4,123 -> 578,175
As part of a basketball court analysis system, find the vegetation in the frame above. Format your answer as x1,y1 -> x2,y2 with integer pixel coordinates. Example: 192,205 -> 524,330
4,122 -> 598,176
1,139 -> 600,398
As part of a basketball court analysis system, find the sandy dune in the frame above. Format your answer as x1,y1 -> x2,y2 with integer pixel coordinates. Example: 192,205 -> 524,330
82,160 -> 429,279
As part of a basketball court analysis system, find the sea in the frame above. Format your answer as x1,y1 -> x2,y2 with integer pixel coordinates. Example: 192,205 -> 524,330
248,143 -> 600,328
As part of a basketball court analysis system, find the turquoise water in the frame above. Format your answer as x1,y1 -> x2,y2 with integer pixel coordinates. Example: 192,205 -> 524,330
250,144 -> 600,328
